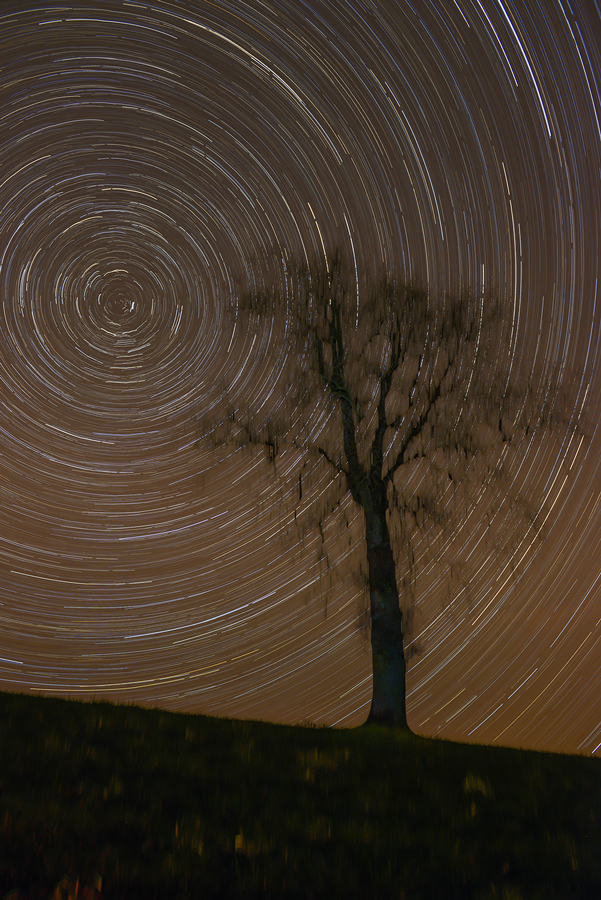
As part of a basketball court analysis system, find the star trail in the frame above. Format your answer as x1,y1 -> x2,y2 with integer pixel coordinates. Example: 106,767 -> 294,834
1,0 -> 600,755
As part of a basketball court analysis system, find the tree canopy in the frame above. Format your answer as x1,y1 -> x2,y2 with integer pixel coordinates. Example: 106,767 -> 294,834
199,249 -> 578,726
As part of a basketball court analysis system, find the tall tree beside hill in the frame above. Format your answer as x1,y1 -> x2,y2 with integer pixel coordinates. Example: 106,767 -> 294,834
202,249 -> 575,729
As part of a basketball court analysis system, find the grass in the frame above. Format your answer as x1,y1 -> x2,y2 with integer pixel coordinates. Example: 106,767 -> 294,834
0,690 -> 600,899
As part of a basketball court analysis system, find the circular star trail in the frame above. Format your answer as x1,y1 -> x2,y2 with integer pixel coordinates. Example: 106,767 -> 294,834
1,0 -> 600,754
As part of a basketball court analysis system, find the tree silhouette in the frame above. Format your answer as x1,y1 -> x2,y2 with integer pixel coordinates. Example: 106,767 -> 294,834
201,249 -> 577,728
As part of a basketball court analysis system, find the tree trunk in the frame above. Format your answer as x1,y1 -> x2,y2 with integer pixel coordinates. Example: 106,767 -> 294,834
364,507 -> 408,729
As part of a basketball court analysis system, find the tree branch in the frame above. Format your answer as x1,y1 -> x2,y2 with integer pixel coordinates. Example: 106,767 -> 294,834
370,327 -> 404,484
317,445 -> 346,476
384,355 -> 451,483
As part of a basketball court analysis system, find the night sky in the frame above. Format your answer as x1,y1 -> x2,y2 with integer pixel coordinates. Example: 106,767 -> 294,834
1,0 -> 601,756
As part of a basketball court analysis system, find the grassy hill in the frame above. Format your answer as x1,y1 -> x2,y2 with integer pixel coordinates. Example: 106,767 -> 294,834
0,690 -> 599,899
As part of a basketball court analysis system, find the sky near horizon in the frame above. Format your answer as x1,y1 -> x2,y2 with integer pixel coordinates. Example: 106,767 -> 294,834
1,0 -> 601,755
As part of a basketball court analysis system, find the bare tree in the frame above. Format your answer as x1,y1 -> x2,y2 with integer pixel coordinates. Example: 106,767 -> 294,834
201,249 -> 576,729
